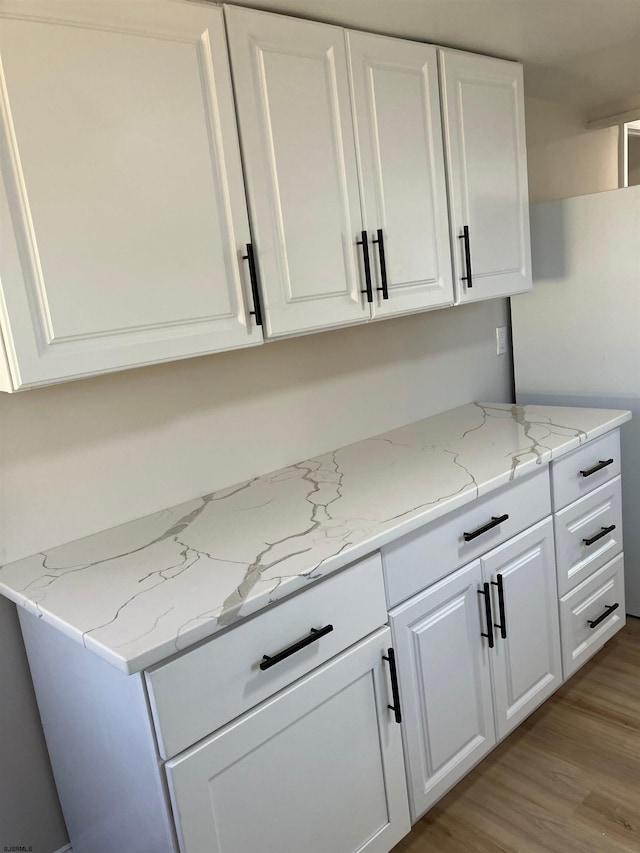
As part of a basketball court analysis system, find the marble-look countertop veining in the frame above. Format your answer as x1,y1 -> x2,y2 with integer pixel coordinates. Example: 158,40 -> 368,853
0,403 -> 631,674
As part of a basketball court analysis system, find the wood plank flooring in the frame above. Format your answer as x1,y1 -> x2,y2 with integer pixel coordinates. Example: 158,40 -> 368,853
393,616 -> 640,853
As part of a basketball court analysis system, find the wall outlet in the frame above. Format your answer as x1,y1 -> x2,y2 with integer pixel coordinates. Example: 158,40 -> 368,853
496,326 -> 508,356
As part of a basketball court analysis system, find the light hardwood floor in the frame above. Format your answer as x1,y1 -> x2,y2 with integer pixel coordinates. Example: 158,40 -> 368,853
393,616 -> 640,853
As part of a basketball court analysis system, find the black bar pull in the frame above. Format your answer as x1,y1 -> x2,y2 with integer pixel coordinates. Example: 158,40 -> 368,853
583,524 -> 616,547
491,574 -> 507,639
383,647 -> 402,724
242,243 -> 263,327
587,603 -> 619,629
464,514 -> 509,543
580,458 -> 614,478
259,624 -> 333,671
372,229 -> 389,299
458,225 -> 473,288
478,583 -> 494,648
357,231 -> 373,303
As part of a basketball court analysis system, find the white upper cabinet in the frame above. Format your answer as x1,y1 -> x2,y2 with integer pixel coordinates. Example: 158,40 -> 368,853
0,0 -> 262,391
346,31 -> 453,317
439,50 -> 532,304
0,2 -> 535,389
224,6 -> 367,338
225,7 -> 456,337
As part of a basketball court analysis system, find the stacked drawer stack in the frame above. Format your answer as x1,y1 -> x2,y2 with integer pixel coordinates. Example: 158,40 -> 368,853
552,429 -> 625,678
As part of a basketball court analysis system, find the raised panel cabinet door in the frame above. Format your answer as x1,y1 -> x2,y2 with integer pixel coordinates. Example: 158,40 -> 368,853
224,6 -> 368,337
439,50 -> 532,304
389,560 -> 496,822
482,518 -> 562,740
0,0 -> 261,390
346,31 -> 453,317
166,627 -> 410,853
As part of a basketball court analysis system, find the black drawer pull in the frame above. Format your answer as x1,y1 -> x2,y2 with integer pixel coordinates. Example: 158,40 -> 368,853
491,574 -> 507,639
587,603 -> 619,629
583,524 -> 616,547
458,225 -> 473,288
372,229 -> 389,299
580,458 -> 614,478
242,243 -> 263,327
478,583 -> 494,649
464,514 -> 509,542
259,624 -> 333,671
383,647 -> 402,724
357,230 -> 373,303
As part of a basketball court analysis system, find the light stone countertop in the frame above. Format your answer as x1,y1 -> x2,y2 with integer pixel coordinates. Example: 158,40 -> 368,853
0,402 -> 631,674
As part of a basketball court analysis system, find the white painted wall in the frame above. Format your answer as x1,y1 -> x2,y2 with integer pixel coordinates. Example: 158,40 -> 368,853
0,304 -> 511,564
628,132 -> 640,186
524,96 -> 619,203
511,186 -> 640,614
0,301 -> 512,852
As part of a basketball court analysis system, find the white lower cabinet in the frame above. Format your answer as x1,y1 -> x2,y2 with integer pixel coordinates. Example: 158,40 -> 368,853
14,428 -> 628,851
559,553 -> 626,679
19,557 -> 410,853
389,517 -> 561,821
166,627 -> 410,853
389,560 -> 496,821
550,430 -> 626,677
483,520 -> 562,739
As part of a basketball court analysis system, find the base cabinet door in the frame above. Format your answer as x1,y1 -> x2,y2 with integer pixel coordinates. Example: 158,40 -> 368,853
166,627 -> 410,853
389,560 -> 496,821
483,518 -> 562,739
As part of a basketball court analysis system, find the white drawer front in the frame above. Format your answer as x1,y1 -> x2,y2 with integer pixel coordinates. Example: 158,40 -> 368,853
554,477 -> 623,597
559,553 -> 625,679
382,468 -> 550,607
551,430 -> 620,511
146,554 -> 387,759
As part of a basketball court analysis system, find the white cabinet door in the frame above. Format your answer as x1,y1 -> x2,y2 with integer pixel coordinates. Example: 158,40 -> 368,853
346,31 -> 453,318
0,0 -> 262,390
166,627 -> 410,853
389,560 -> 496,821
439,50 -> 532,304
482,518 -> 561,740
225,6 -> 368,338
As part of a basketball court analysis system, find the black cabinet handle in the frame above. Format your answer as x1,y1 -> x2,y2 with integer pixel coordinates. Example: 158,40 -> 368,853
587,603 -> 619,629
580,458 -> 614,478
259,625 -> 333,671
372,229 -> 389,299
357,231 -> 373,303
478,583 -> 494,648
583,524 -> 616,547
242,243 -> 263,327
383,647 -> 402,724
464,514 -> 509,543
491,574 -> 507,639
458,225 -> 473,288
